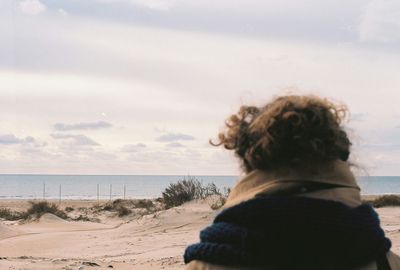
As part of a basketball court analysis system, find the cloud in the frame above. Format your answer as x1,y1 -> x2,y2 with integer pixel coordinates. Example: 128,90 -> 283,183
0,134 -> 25,144
97,0 -> 177,10
54,121 -> 112,131
359,0 -> 400,43
25,136 -> 47,147
165,142 -> 185,148
11,0 -> 366,45
156,132 -> 195,142
0,134 -> 45,147
51,133 -> 100,146
121,143 -> 147,152
18,0 -> 47,15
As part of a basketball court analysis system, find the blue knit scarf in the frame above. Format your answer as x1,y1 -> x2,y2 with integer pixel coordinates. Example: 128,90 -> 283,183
184,196 -> 391,269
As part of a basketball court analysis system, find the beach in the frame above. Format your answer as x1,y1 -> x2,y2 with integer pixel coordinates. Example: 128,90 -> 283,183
0,198 -> 400,270
0,199 -> 217,270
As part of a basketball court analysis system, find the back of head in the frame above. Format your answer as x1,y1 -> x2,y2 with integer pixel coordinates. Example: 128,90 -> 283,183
212,95 -> 351,173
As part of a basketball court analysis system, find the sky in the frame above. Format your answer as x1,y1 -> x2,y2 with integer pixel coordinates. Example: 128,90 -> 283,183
1,0 -> 400,175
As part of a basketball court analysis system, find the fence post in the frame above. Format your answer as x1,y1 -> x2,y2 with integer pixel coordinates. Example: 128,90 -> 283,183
124,184 -> 126,200
109,184 -> 112,201
43,182 -> 46,200
59,184 -> 61,204
97,184 -> 99,202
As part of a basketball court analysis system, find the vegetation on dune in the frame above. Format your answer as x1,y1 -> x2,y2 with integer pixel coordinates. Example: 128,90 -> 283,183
371,195 -> 400,208
133,199 -> 154,209
161,176 -> 226,209
116,205 -> 132,217
65,206 -> 74,212
0,208 -> 26,220
72,214 -> 100,222
0,201 -> 67,221
96,198 -> 157,217
209,196 -> 227,210
25,201 -> 68,219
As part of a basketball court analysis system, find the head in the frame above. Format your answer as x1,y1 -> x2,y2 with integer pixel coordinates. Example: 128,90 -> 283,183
211,95 -> 352,174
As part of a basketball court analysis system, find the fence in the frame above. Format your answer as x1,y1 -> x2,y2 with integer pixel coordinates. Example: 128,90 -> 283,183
0,175 -> 237,200
40,183 -> 130,202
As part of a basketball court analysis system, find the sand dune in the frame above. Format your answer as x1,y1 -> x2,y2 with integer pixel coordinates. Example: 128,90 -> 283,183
0,223 -> 20,240
0,199 -> 215,269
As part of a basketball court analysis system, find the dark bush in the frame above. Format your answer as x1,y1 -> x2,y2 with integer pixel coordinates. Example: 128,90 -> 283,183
162,178 -> 201,208
73,215 -> 91,221
102,204 -> 113,211
25,201 -> 67,219
117,206 -> 131,217
162,177 -> 222,208
0,208 -> 24,221
112,199 -> 123,206
134,199 -> 154,209
373,195 -> 400,208
0,202 -> 68,221
65,207 -> 74,212
202,183 -> 220,198
98,200 -> 132,217
155,197 -> 164,203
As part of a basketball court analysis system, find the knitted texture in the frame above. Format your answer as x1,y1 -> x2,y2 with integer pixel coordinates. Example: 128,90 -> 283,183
184,196 -> 391,269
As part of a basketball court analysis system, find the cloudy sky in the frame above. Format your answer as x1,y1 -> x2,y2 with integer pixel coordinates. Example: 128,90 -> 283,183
1,0 -> 400,175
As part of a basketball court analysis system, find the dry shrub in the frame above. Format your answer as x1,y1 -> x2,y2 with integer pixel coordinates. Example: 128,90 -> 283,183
162,177 -> 223,209
65,206 -> 74,212
1,201 -> 68,220
73,214 -> 91,221
162,178 -> 202,208
25,201 -> 67,219
73,214 -> 100,222
133,199 -> 154,209
117,206 -> 132,217
98,200 -> 133,217
0,208 -> 25,221
373,195 -> 400,208
207,195 -> 227,210
102,204 -> 113,211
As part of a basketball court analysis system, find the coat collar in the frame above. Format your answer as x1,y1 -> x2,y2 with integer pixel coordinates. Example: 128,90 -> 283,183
224,160 -> 361,208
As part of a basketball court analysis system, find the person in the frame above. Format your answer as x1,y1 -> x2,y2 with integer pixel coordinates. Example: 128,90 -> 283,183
184,95 -> 400,270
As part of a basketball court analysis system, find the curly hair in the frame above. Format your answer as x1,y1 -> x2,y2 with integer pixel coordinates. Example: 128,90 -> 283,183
211,95 -> 351,173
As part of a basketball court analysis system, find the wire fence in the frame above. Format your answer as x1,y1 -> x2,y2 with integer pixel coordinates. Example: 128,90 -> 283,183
40,183 -> 131,202
0,176 -> 237,200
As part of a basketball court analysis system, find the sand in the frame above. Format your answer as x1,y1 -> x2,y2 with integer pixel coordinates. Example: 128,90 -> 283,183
0,198 -> 399,269
0,199 -> 216,269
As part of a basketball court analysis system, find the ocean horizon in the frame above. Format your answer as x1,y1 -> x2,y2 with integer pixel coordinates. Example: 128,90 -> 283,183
0,174 -> 399,200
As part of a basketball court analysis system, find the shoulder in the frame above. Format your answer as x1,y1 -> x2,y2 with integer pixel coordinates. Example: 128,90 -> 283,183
351,251 -> 400,270
388,251 -> 400,270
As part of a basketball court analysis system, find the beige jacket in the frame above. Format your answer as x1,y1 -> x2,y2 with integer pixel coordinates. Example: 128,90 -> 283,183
186,161 -> 400,270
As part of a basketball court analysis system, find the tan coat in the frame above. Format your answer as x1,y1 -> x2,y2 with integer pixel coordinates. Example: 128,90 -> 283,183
185,161 -> 400,270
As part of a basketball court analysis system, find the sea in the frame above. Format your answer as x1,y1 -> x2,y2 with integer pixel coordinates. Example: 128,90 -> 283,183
0,175 -> 399,200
